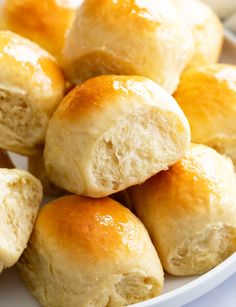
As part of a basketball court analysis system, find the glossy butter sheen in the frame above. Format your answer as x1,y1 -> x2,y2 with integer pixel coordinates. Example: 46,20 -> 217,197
174,64 -> 236,164
3,0 -> 81,57
0,31 -> 64,111
36,195 -> 146,260
56,75 -> 185,121
130,144 -> 236,215
84,0 -> 177,24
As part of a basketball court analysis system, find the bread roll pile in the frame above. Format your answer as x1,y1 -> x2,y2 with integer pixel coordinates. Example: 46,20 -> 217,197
2,0 -> 81,59
0,0 -> 235,306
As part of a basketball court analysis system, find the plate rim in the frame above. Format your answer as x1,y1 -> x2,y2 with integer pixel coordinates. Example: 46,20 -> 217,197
131,253 -> 236,307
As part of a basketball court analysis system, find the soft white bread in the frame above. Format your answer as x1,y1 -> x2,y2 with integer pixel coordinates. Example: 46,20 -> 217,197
44,75 -> 191,198
0,168 -> 42,273
171,0 -> 223,69
0,149 -> 14,168
174,64 -> 236,167
18,195 -> 164,307
28,152 -> 66,196
3,0 -> 80,59
62,0 -> 194,94
0,31 -> 65,155
129,144 -> 236,276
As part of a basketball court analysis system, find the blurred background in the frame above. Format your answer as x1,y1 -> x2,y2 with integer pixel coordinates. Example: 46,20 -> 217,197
202,0 -> 236,34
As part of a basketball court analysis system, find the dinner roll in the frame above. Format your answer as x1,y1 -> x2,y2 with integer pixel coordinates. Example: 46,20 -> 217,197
3,0 -> 81,58
0,169 -> 42,273
171,0 -> 223,69
0,31 -> 64,156
174,64 -> 236,167
45,75 -> 191,197
18,195 -> 164,307
129,144 -> 236,276
62,0 -> 194,94
0,149 -> 14,168
28,152 -> 66,196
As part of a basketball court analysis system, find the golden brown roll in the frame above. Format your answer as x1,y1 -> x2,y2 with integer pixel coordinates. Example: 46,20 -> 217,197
28,152 -> 66,196
174,64 -> 236,167
18,195 -> 164,307
171,0 -> 223,69
129,144 -> 236,276
3,0 -> 81,58
0,168 -> 42,273
62,0 -> 194,94
0,31 -> 65,156
45,75 -> 191,198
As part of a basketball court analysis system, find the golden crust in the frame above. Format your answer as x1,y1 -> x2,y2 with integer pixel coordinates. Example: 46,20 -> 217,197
18,194 -> 164,306
55,75 -> 186,122
129,144 -> 236,275
0,31 -> 64,112
79,0 -> 174,29
174,64 -> 236,164
131,144 -> 235,213
3,0 -> 80,58
62,0 -> 194,93
56,75 -> 130,120
0,31 -> 65,155
44,75 -> 190,197
35,195 -> 153,261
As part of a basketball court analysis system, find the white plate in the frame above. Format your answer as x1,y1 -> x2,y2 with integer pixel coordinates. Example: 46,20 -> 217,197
0,31 -> 236,307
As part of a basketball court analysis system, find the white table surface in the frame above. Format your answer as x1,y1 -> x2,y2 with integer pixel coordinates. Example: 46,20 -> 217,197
185,273 -> 236,307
